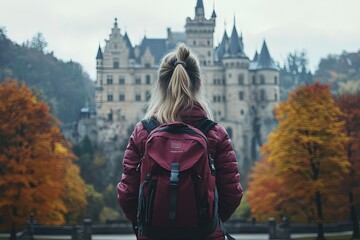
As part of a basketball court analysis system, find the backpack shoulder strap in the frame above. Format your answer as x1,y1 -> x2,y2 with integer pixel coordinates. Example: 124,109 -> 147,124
141,118 -> 159,134
194,118 -> 217,136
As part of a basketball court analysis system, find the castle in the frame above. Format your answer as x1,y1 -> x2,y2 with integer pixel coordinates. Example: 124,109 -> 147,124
91,0 -> 280,170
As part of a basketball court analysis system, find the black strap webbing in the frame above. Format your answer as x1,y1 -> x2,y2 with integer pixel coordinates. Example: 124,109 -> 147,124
141,118 -> 159,133
169,163 -> 180,225
194,118 -> 217,136
141,118 -> 216,135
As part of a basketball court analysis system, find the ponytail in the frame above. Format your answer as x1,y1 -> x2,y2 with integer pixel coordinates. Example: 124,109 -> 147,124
145,43 -> 213,123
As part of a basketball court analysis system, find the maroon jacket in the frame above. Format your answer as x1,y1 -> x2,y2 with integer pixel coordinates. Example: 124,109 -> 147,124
117,104 -> 243,239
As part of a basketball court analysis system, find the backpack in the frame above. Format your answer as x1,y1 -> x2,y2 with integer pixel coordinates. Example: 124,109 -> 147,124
136,118 -> 218,240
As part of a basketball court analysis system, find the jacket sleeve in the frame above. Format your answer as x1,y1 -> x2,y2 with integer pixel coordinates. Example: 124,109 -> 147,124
213,125 -> 243,222
117,123 -> 144,222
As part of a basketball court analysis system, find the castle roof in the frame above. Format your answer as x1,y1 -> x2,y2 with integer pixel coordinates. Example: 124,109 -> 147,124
139,37 -> 168,64
215,30 -> 229,61
96,45 -> 103,59
196,0 -> 204,9
124,32 -> 135,59
256,40 -> 278,70
229,25 -> 247,58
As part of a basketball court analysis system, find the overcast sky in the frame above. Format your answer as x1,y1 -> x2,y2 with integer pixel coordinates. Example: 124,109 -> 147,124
1,0 -> 359,80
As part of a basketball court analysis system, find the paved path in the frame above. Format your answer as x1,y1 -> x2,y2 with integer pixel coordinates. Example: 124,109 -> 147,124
0,231 -> 353,240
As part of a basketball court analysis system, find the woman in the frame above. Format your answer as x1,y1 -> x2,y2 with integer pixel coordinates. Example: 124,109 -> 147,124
117,43 -> 243,240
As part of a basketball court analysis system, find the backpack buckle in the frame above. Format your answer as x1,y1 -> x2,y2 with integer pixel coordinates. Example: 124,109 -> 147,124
170,163 -> 180,186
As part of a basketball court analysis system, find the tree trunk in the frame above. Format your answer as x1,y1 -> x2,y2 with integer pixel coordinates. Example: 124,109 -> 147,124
316,191 -> 325,240
349,192 -> 360,239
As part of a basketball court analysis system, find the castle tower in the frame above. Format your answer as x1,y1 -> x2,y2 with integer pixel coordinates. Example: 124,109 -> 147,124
185,0 -> 216,66
249,40 -> 280,157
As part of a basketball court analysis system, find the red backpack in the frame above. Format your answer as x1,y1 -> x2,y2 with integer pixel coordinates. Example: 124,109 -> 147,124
136,118 -> 218,239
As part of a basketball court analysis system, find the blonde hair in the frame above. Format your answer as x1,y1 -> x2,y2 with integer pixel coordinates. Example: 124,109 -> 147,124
145,43 -> 213,124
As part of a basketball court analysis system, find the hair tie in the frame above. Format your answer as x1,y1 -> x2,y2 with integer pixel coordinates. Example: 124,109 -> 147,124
174,60 -> 186,68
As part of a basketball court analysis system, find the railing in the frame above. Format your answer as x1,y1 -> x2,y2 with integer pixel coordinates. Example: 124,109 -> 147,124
11,217 -> 353,240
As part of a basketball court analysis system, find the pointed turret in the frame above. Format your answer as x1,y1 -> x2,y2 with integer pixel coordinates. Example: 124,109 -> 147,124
211,9 -> 217,18
228,23 -> 246,58
257,40 -> 278,70
96,45 -> 103,59
211,2 -> 217,19
124,32 -> 135,59
195,0 -> 205,19
217,30 -> 229,60
253,51 -> 258,62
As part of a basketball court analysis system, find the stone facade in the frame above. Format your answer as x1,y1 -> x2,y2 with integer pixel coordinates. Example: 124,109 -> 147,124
93,0 -> 280,169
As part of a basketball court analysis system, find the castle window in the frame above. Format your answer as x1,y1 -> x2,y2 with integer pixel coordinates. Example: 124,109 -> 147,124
119,77 -> 125,84
119,94 -> 125,101
113,58 -> 119,68
108,110 -> 113,121
240,109 -> 244,115
275,92 -> 278,101
135,94 -> 141,101
208,51 -> 211,57
252,75 -> 256,85
114,44 -> 117,49
228,73 -> 232,78
207,40 -> 211,45
260,89 -> 266,101
223,95 -> 226,102
260,75 -> 265,84
107,75 -> 113,84
107,94 -> 113,101
146,75 -> 151,84
239,91 -> 244,100
193,40 -> 196,45
135,77 -> 141,85
238,74 -> 244,85
145,63 -> 151,68
274,76 -> 278,84
213,95 -> 217,102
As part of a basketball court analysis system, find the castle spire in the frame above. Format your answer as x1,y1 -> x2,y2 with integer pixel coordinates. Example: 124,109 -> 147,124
257,40 -> 278,70
211,1 -> 217,18
96,45 -> 103,59
195,0 -> 205,19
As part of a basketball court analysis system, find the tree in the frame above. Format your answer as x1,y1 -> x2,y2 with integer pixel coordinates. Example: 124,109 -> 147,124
279,50 -> 313,100
30,32 -> 48,52
335,91 -> 360,239
247,152 -> 288,222
253,82 -> 349,239
0,79 -> 86,230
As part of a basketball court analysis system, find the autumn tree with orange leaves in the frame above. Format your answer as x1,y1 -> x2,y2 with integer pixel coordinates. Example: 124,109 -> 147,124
0,79 -> 87,230
248,82 -> 349,240
335,91 -> 360,239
